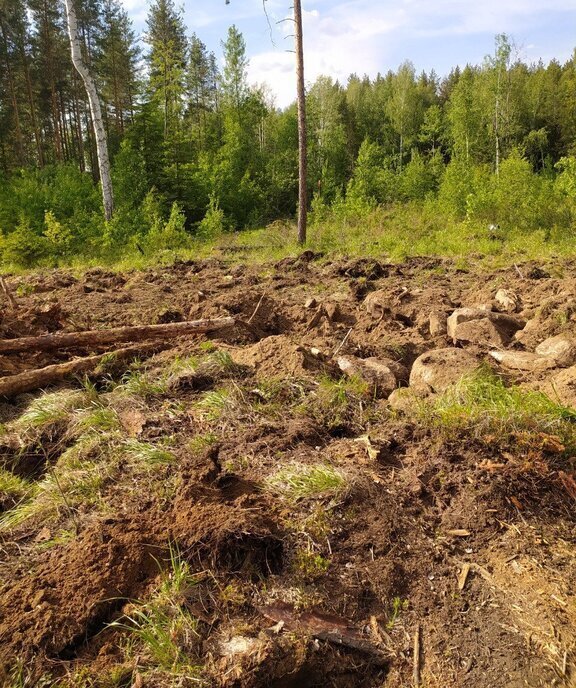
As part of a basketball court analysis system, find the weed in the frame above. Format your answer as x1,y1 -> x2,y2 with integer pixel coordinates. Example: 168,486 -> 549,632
13,390 -> 86,435
117,369 -> 168,399
265,462 -> 348,501
304,375 -> 371,432
196,388 -> 235,421
0,433 -> 113,532
122,439 -> 175,467
292,549 -> 331,578
73,405 -> 121,434
187,433 -> 219,455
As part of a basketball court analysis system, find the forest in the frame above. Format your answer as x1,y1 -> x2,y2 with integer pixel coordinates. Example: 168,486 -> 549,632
1,0 -> 576,267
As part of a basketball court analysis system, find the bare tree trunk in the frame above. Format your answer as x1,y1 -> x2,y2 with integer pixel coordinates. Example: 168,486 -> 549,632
63,0 -> 114,220
294,0 -> 308,245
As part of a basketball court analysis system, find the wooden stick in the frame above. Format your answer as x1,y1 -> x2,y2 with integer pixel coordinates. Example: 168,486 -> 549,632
413,624 -> 421,687
0,317 -> 236,354
0,344 -> 164,397
0,276 -> 17,310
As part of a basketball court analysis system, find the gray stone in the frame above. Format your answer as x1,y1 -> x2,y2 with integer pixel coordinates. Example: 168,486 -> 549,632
429,311 -> 448,337
337,355 -> 407,398
494,288 -> 520,313
534,334 -> 576,368
447,307 -> 525,345
488,350 -> 557,371
409,348 -> 479,394
452,318 -> 508,347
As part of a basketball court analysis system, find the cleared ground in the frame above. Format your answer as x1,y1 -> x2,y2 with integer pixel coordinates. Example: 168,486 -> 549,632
0,253 -> 574,687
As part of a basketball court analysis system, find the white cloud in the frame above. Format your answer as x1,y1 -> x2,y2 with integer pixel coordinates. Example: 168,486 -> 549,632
247,0 -> 576,107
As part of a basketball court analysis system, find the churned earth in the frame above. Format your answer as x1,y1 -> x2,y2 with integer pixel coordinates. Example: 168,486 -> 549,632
0,252 -> 574,687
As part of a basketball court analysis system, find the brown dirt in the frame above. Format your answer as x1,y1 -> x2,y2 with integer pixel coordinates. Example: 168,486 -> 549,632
0,255 -> 575,687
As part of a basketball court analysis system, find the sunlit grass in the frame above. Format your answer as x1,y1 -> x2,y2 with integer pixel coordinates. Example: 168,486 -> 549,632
416,366 -> 576,443
265,462 -> 348,501
108,545 -> 203,679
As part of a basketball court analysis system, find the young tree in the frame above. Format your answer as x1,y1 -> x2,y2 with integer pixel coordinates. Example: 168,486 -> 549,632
63,0 -> 114,219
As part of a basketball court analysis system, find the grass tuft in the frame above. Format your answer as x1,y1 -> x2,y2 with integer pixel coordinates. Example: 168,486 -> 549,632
122,439 -> 176,467
418,366 -> 576,442
108,545 -> 203,678
265,462 -> 348,501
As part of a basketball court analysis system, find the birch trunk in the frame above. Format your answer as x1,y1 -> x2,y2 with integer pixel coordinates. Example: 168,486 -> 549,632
294,0 -> 308,245
63,0 -> 114,220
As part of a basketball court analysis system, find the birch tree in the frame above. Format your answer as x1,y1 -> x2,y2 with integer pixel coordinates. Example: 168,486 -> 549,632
63,0 -> 114,220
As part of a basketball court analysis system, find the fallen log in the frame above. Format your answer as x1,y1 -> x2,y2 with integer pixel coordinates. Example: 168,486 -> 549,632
0,317 -> 236,354
258,602 -> 388,664
0,343 -> 165,397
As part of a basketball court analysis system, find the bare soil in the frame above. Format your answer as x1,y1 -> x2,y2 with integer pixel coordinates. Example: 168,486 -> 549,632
0,254 -> 575,687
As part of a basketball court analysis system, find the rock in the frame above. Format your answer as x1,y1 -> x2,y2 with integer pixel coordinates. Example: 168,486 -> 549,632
447,307 -> 525,345
534,334 -> 576,368
325,302 -> 341,322
304,297 -> 317,309
409,348 -> 479,394
446,308 -> 491,339
451,318 -> 508,348
488,350 -> 557,372
528,366 -> 576,408
494,289 -> 520,313
388,387 -> 423,413
155,308 -> 184,324
337,355 -> 408,398
429,311 -> 448,337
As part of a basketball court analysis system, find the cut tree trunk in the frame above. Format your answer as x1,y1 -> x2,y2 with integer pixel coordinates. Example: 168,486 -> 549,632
0,317 -> 236,354
0,344 -> 163,397
63,0 -> 114,220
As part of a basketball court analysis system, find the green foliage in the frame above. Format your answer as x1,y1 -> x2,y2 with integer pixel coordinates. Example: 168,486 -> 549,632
197,194 -> 226,240
0,216 -> 47,267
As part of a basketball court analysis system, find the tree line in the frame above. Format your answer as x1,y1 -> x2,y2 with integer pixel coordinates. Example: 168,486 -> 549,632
1,0 -> 576,266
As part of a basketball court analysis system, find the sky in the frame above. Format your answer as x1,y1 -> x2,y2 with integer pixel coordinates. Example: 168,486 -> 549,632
120,0 -> 576,108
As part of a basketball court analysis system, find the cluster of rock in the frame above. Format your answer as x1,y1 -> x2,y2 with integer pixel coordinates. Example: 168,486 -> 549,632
336,288 -> 576,408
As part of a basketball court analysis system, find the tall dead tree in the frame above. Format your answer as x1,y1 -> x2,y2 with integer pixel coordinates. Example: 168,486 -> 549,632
294,0 -> 307,245
226,0 -> 308,244
63,0 -> 114,220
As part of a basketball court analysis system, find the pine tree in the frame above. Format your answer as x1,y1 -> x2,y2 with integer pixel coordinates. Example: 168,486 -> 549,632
145,0 -> 187,138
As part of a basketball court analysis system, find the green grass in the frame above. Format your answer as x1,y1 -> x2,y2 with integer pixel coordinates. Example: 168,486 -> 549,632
265,462 -> 348,501
0,468 -> 31,502
12,390 -> 87,435
0,433 -> 113,532
416,366 -> 576,443
108,545 -> 203,679
122,439 -> 176,467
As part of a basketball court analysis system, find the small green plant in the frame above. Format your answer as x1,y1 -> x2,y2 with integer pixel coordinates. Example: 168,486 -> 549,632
116,369 -> 169,399
13,390 -> 86,434
386,596 -> 408,630
196,388 -> 235,421
292,549 -> 331,578
0,468 -> 31,503
265,462 -> 348,501
187,433 -> 219,455
305,375 -> 371,431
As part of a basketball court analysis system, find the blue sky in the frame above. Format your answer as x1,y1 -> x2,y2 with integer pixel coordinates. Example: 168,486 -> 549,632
120,0 -> 576,107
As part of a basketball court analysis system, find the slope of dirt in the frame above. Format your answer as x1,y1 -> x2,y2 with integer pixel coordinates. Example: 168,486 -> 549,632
0,255 -> 575,687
